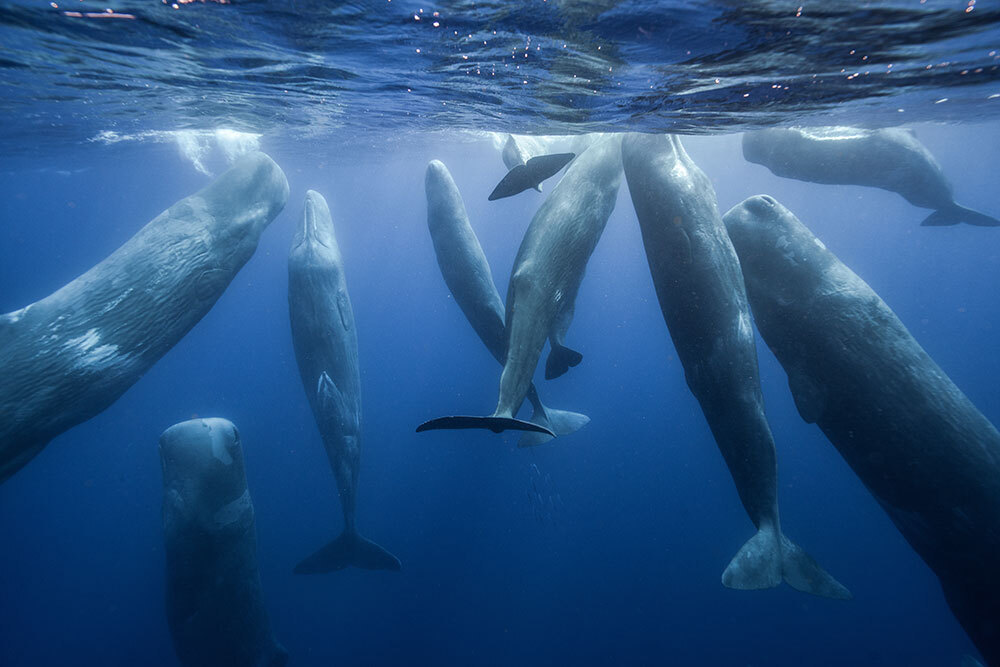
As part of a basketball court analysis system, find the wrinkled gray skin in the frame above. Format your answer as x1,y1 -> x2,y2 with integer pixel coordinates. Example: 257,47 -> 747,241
0,153 -> 288,484
621,134 -> 848,599
724,195 -> 1000,664
160,418 -> 288,667
288,191 -> 399,573
425,160 -> 589,447
742,127 -> 999,226
496,133 -> 623,419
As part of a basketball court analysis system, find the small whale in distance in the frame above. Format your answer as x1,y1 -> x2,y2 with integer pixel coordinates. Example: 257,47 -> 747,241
488,135 -> 575,201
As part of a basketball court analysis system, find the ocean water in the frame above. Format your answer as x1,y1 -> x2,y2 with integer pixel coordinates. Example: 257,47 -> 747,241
1,2 -> 1000,666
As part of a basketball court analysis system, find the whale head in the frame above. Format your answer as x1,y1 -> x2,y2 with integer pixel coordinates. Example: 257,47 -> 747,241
723,195 -> 836,307
158,418 -> 249,521
290,190 -> 343,262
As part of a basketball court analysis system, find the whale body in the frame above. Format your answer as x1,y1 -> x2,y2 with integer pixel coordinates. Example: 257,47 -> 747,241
160,418 -> 287,667
0,153 -> 288,484
724,194 -> 1000,662
288,190 -> 400,574
622,133 -> 848,599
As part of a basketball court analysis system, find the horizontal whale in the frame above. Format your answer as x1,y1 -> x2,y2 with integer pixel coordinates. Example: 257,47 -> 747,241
724,195 -> 1000,663
622,133 -> 848,599
489,134 -> 575,201
424,159 -> 589,447
288,191 -> 400,573
160,418 -> 288,667
0,152 -> 288,483
742,127 -> 999,227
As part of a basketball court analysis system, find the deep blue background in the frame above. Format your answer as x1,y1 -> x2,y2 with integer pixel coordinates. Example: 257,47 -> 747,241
1,124 -> 997,665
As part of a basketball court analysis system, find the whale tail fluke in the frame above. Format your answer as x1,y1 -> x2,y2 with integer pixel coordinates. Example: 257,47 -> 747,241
488,152 -> 575,201
417,415 -> 556,436
721,526 -> 783,591
294,530 -> 401,574
545,344 -> 583,380
519,404 -> 591,447
779,534 -> 852,600
921,204 -> 1000,227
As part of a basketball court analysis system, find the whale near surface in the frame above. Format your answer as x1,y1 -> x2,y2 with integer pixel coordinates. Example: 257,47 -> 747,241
0,152 -> 288,484
621,133 -> 848,599
724,195 -> 1000,664
159,418 -> 288,667
742,127 -> 1000,227
424,159 -> 589,447
288,190 -> 400,573
418,133 -> 622,436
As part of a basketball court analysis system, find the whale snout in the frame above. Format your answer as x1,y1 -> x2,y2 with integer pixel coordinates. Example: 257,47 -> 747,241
292,190 -> 337,251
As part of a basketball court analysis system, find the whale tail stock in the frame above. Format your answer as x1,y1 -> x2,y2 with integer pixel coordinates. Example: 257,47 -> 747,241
544,344 -> 583,380
294,530 -> 401,574
722,525 -> 851,600
488,152 -> 576,201
519,404 -> 591,448
921,204 -> 1000,227
416,415 -> 556,437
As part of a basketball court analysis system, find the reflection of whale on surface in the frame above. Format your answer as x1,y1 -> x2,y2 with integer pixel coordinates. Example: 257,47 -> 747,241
288,191 -> 400,574
419,134 -> 622,437
725,195 -> 1000,664
423,159 -> 589,447
742,127 -> 1000,227
0,152 -> 288,484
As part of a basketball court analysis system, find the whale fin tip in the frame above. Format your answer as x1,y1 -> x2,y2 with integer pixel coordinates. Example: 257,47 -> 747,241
416,415 -> 555,436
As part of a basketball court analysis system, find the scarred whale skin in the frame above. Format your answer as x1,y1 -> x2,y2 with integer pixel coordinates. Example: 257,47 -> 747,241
159,418 -> 288,667
724,195 -> 1000,664
288,190 -> 399,574
622,133 -> 848,600
0,152 -> 288,484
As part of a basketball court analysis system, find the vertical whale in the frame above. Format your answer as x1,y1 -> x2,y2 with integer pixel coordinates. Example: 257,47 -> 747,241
424,159 -> 589,447
621,133 -> 848,598
0,152 -> 288,483
418,133 -> 622,436
160,418 -> 287,667
288,190 -> 400,573
724,195 -> 1000,663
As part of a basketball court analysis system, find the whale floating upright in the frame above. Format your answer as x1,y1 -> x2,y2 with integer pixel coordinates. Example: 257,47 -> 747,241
0,152 -> 288,484
622,133 -> 849,599
724,194 -> 1000,663
160,418 -> 288,667
419,133 -> 622,436
288,190 -> 400,574
742,127 -> 1000,227
424,159 -> 589,447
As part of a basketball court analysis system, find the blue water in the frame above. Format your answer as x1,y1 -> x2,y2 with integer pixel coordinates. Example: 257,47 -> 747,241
2,2 -> 1000,666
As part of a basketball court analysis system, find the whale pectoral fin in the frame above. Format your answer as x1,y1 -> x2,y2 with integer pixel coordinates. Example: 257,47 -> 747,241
922,205 -> 1000,227
416,415 -> 555,436
780,535 -> 852,600
787,368 -> 825,424
722,527 -> 782,591
544,344 -> 583,380
316,371 -> 353,430
294,531 -> 401,574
